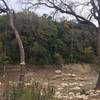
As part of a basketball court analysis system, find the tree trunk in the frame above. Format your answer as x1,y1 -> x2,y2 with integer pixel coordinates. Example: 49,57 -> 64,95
95,72 -> 100,89
9,10 -> 25,86
95,28 -> 100,89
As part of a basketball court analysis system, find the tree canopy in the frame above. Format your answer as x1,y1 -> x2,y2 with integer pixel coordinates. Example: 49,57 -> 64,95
0,11 -> 96,64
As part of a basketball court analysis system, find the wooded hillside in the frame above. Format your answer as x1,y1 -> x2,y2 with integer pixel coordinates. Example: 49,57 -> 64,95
0,11 -> 97,64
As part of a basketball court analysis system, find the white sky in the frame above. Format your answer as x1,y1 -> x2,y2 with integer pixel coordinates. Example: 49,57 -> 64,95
8,0 -> 24,12
8,0 -> 98,26
8,0 -> 51,15
8,0 -> 75,21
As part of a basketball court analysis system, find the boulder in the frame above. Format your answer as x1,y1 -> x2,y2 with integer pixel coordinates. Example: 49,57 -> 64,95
55,70 -> 62,74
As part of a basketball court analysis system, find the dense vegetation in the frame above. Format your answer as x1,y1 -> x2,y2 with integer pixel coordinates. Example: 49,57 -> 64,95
0,11 -> 97,65
3,82 -> 55,100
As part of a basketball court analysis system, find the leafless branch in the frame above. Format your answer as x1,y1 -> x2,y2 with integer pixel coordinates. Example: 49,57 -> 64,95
23,0 -> 98,29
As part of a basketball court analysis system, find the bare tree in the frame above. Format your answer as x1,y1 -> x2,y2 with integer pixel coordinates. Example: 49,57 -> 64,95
0,0 -> 25,86
23,0 -> 100,89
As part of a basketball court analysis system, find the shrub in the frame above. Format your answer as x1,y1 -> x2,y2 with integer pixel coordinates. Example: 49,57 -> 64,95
3,82 -> 56,100
52,52 -> 64,65
80,47 -> 96,63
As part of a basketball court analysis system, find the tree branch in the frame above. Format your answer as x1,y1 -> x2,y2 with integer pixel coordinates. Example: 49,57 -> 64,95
24,0 -> 97,30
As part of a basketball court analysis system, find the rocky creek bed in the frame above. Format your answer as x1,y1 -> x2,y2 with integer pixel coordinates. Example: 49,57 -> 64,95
0,64 -> 99,100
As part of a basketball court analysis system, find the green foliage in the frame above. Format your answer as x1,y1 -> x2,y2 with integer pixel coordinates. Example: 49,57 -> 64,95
80,47 -> 96,63
0,15 -> 9,33
30,82 -> 55,100
0,11 -> 97,64
52,53 -> 64,65
0,54 -> 9,65
30,42 -> 50,64
0,42 -> 9,65
2,86 -> 24,100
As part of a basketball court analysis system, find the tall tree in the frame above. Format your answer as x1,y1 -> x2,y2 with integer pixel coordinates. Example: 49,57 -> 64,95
24,0 -> 100,89
0,0 -> 25,85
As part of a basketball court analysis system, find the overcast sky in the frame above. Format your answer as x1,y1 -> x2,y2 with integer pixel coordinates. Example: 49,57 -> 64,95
8,0 -> 75,21
8,0 -> 20,11
8,0 -> 51,15
8,0 -> 98,26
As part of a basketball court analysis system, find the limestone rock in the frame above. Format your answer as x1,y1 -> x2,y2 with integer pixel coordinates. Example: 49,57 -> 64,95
0,82 -> 2,85
68,92 -> 75,96
51,74 -> 63,80
69,82 -> 78,86
71,74 -> 76,77
72,86 -> 81,90
61,83 -> 68,87
76,94 -> 88,100
55,70 -> 62,74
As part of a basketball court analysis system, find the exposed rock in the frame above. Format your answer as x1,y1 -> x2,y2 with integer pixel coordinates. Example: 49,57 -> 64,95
69,82 -> 78,86
96,90 -> 100,93
76,94 -> 88,100
55,95 -> 62,99
71,74 -> 76,77
57,87 -> 63,90
51,74 -> 63,80
0,82 -> 2,86
68,92 -> 75,96
71,86 -> 81,90
76,92 -> 81,96
63,73 -> 76,77
55,91 -> 61,95
25,72 -> 35,82
75,77 -> 88,81
55,70 -> 62,74
62,96 -> 69,99
79,83 -> 84,87
25,82 -> 32,86
55,91 -> 62,99
68,96 -> 75,100
43,82 -> 48,86
89,92 -> 99,97
64,73 -> 72,76
8,81 -> 13,86
61,83 -> 68,87
86,89 -> 95,94
62,78 -> 66,81
88,82 -> 93,85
